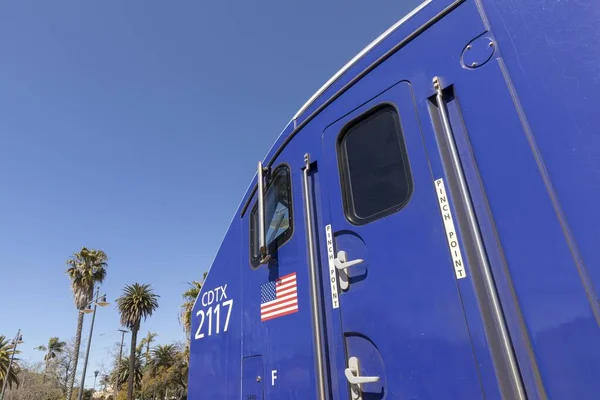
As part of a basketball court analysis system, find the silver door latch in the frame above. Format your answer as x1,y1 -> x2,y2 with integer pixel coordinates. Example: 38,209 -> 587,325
334,250 -> 363,290
344,356 -> 379,400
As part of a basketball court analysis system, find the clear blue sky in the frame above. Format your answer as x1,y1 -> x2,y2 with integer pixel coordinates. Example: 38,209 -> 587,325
0,0 -> 404,388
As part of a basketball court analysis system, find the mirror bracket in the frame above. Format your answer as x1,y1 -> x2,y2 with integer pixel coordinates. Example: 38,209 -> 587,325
257,161 -> 272,264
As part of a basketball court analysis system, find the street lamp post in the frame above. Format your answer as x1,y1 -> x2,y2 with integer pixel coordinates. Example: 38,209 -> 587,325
93,370 -> 99,391
77,287 -> 109,400
114,329 -> 128,394
0,329 -> 23,400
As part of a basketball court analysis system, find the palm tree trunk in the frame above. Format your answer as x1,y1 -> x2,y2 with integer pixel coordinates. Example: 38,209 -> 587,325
127,328 -> 138,400
43,358 -> 48,383
146,342 -> 150,366
66,311 -> 85,400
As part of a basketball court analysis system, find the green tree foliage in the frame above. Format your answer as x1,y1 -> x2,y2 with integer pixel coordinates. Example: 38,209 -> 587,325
2,360 -> 62,400
34,337 -> 66,383
0,335 -> 20,391
54,339 -> 81,395
140,342 -> 188,400
136,331 -> 158,366
151,345 -> 176,370
115,353 -> 143,392
9,254 -> 207,400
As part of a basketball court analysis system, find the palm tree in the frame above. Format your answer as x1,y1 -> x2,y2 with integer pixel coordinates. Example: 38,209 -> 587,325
116,283 -> 159,400
35,337 -> 66,382
0,335 -> 20,391
169,343 -> 189,399
179,271 -> 207,338
115,353 -> 143,392
137,331 -> 158,367
150,344 -> 177,374
64,247 -> 108,400
145,344 -> 178,400
99,374 -> 110,391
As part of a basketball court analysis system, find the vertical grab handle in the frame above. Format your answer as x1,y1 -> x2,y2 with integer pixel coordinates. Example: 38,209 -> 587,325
432,77 -> 526,400
302,153 -> 327,400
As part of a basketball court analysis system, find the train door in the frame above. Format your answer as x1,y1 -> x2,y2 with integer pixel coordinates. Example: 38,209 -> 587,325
318,81 -> 484,399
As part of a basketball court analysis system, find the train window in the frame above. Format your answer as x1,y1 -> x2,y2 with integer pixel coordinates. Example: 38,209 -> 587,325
250,164 -> 293,267
338,105 -> 412,225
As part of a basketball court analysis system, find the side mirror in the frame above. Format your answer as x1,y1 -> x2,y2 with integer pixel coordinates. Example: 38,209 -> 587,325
257,161 -> 272,264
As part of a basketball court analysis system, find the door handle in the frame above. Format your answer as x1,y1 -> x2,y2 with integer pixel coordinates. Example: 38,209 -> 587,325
344,368 -> 379,385
334,250 -> 363,290
344,356 -> 379,400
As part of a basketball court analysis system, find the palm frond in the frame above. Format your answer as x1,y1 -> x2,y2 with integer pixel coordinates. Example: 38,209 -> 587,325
151,344 -> 177,369
46,337 -> 67,360
116,283 -> 160,331
0,335 -> 21,390
65,247 -> 109,309
179,271 -> 207,336
116,353 -> 144,389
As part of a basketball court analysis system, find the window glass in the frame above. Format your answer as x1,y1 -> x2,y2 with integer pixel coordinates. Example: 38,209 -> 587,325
339,105 -> 412,224
250,165 -> 293,265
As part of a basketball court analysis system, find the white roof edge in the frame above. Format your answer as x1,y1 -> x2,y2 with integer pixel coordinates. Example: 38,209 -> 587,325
262,117 -> 297,164
292,0 -> 432,121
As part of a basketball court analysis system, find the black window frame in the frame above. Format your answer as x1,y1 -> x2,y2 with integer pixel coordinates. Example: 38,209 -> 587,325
337,103 -> 413,226
249,163 -> 294,268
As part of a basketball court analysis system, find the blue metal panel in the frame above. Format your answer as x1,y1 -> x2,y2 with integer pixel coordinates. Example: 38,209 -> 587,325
188,221 -> 242,399
440,94 -> 541,399
448,0 -> 600,396
303,3 -> 524,399
189,0 -> 600,398
240,146 -> 322,399
242,356 -> 264,400
319,80 -> 485,399
445,56 -> 600,399
480,0 -> 600,308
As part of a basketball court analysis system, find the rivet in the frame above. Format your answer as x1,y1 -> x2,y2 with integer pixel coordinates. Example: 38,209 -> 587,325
489,41 -> 495,47
466,45 -> 472,50
471,62 -> 477,67
256,376 -> 261,382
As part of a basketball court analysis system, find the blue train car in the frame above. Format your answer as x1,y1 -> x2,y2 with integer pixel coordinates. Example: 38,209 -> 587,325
187,0 -> 600,398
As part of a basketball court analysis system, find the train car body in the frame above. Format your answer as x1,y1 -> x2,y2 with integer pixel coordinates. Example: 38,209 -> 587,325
187,0 -> 600,398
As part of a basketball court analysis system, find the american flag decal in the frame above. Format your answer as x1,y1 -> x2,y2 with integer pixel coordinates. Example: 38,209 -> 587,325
260,272 -> 298,321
